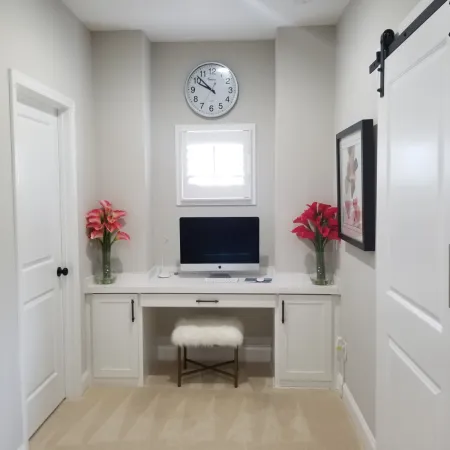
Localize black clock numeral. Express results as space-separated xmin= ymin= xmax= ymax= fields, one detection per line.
xmin=219 ymin=103 xmax=223 ymax=110
xmin=228 ymin=87 xmax=233 ymax=93
xmin=209 ymin=67 xmax=216 ymax=75
xmin=225 ymin=96 xmax=230 ymax=102
xmin=226 ymin=78 xmax=231 ymax=84
xmin=193 ymin=77 xmax=197 ymax=84
xmin=200 ymin=70 xmax=206 ymax=77
xmin=190 ymin=86 xmax=195 ymax=93
xmin=194 ymin=96 xmax=198 ymax=102
xmin=200 ymin=103 xmax=204 ymax=109
xmin=209 ymin=105 xmax=214 ymax=112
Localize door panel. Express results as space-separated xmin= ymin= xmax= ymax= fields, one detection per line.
xmin=385 ymin=339 xmax=439 ymax=450
xmin=389 ymin=41 xmax=444 ymax=318
xmin=92 ymin=295 xmax=140 ymax=379
xmin=23 ymin=294 xmax=59 ymax=395
xmin=377 ymin=5 xmax=450 ymax=449
xmin=277 ymin=296 xmax=332 ymax=384
xmin=14 ymin=103 xmax=65 ymax=437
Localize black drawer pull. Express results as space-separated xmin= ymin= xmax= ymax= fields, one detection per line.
xmin=131 ymin=299 xmax=135 ymax=322
xmin=196 ymin=300 xmax=219 ymax=304
xmin=282 ymin=300 xmax=285 ymax=324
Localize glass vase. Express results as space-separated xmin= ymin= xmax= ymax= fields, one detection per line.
xmin=310 ymin=250 xmax=333 ymax=286
xmin=95 ymin=241 xmax=116 ymax=285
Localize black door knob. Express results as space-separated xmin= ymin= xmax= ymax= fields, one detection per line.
xmin=57 ymin=267 xmax=69 ymax=277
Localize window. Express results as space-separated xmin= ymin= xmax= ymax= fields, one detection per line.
xmin=176 ymin=124 xmax=255 ymax=206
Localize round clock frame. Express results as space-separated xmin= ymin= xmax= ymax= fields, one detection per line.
xmin=184 ymin=62 xmax=239 ymax=118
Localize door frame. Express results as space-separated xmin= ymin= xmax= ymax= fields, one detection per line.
xmin=9 ymin=70 xmax=83 ymax=445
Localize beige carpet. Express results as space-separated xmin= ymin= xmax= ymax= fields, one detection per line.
xmin=30 ymin=366 xmax=362 ymax=450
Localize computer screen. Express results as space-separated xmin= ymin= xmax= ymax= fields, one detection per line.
xmin=179 ymin=217 xmax=259 ymax=272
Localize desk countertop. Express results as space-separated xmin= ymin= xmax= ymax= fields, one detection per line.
xmin=85 ymin=270 xmax=340 ymax=296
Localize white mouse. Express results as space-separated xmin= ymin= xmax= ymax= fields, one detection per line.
xmin=256 ymin=277 xmax=265 ymax=283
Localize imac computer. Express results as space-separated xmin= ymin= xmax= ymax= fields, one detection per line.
xmin=179 ymin=217 xmax=260 ymax=274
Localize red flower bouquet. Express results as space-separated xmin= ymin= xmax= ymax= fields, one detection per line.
xmin=292 ymin=202 xmax=340 ymax=285
xmin=86 ymin=200 xmax=130 ymax=284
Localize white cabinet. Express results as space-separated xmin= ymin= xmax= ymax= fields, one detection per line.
xmin=91 ymin=294 xmax=140 ymax=379
xmin=276 ymin=295 xmax=333 ymax=387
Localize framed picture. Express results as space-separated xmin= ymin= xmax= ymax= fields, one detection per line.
xmin=336 ymin=120 xmax=376 ymax=251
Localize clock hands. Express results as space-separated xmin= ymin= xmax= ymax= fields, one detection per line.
xmin=196 ymin=76 xmax=216 ymax=94
xmin=203 ymin=82 xmax=217 ymax=104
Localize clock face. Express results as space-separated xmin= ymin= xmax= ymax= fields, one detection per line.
xmin=185 ymin=62 xmax=239 ymax=118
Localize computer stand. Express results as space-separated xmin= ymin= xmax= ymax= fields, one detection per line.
xmin=208 ymin=273 xmax=232 ymax=279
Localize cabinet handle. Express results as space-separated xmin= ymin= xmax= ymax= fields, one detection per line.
xmin=196 ymin=300 xmax=219 ymax=304
xmin=281 ymin=300 xmax=285 ymax=324
xmin=131 ymin=299 xmax=135 ymax=323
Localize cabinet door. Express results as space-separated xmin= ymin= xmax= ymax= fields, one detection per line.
xmin=92 ymin=294 xmax=139 ymax=379
xmin=276 ymin=295 xmax=333 ymax=384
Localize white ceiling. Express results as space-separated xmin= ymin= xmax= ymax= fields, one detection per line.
xmin=62 ymin=0 xmax=349 ymax=42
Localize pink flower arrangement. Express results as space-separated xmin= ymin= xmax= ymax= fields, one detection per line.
xmin=292 ymin=202 xmax=340 ymax=251
xmin=86 ymin=200 xmax=130 ymax=244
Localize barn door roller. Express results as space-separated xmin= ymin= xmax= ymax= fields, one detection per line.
xmin=369 ymin=0 xmax=447 ymax=97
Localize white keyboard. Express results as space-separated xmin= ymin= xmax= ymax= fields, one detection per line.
xmin=204 ymin=278 xmax=240 ymax=283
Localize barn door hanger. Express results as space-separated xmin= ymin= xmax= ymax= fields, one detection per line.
xmin=376 ymin=30 xmax=395 ymax=98
xmin=369 ymin=0 xmax=448 ymax=98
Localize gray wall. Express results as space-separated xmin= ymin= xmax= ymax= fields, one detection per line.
xmin=155 ymin=308 xmax=273 ymax=346
xmin=274 ymin=27 xmax=336 ymax=272
xmin=92 ymin=31 xmax=153 ymax=273
xmin=0 ymin=0 xmax=94 ymax=448
xmin=335 ymin=0 xmax=420 ymax=435
xmin=151 ymin=41 xmax=275 ymax=268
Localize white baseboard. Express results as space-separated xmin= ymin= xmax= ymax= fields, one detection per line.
xmin=157 ymin=343 xmax=272 ymax=363
xmin=81 ymin=370 xmax=91 ymax=393
xmin=338 ymin=373 xmax=376 ymax=450
xmin=18 ymin=444 xmax=28 ymax=450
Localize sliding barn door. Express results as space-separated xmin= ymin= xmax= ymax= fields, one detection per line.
xmin=376 ymin=4 xmax=450 ymax=449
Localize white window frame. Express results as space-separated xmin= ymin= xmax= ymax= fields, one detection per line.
xmin=175 ymin=123 xmax=256 ymax=206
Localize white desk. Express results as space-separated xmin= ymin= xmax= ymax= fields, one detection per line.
xmin=85 ymin=270 xmax=340 ymax=388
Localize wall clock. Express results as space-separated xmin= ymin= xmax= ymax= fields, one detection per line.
xmin=185 ymin=62 xmax=239 ymax=118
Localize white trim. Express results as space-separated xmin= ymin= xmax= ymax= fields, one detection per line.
xmin=336 ymin=372 xmax=346 ymax=396
xmin=339 ymin=375 xmax=376 ymax=450
xmin=335 ymin=368 xmax=344 ymax=393
xmin=9 ymin=70 xmax=82 ymax=444
xmin=17 ymin=444 xmax=28 ymax=450
xmin=175 ymin=123 xmax=256 ymax=206
xmin=81 ymin=370 xmax=91 ymax=394
xmin=91 ymin=378 xmax=141 ymax=387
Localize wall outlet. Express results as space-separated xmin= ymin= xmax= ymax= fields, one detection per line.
xmin=336 ymin=336 xmax=348 ymax=361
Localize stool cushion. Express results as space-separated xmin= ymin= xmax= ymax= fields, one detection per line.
xmin=171 ymin=317 xmax=244 ymax=348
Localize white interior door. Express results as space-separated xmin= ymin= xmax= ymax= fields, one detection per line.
xmin=377 ymin=5 xmax=450 ymax=449
xmin=14 ymin=102 xmax=65 ymax=437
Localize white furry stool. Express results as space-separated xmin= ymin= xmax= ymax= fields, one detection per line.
xmin=171 ymin=317 xmax=244 ymax=387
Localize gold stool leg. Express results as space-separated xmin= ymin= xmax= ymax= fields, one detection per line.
xmin=234 ymin=347 xmax=239 ymax=388
xmin=177 ymin=346 xmax=182 ymax=387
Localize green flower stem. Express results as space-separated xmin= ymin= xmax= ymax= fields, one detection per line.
xmin=101 ymin=231 xmax=112 ymax=283
xmin=315 ymin=250 xmax=326 ymax=283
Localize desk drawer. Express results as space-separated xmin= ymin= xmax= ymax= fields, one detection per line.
xmin=140 ymin=293 xmax=276 ymax=308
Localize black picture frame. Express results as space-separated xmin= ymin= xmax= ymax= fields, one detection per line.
xmin=336 ymin=120 xmax=376 ymax=251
